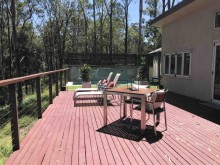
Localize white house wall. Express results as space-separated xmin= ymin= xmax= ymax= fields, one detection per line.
xmin=161 ymin=0 xmax=220 ymax=101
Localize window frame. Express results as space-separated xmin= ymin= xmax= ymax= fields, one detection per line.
xmin=164 ymin=51 xmax=191 ymax=78
xmin=170 ymin=54 xmax=176 ymax=75
xmin=164 ymin=54 xmax=171 ymax=75
xmin=182 ymin=52 xmax=191 ymax=77
xmin=215 ymin=10 xmax=220 ymax=29
xmin=176 ymin=53 xmax=183 ymax=76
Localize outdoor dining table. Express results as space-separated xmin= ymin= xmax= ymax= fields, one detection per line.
xmin=103 ymin=86 xmax=156 ymax=134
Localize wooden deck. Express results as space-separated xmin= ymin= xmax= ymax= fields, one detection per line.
xmin=5 ymin=91 xmax=220 ymax=165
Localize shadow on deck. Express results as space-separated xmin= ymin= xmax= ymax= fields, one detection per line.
xmin=97 ymin=118 xmax=163 ymax=143
xmin=166 ymin=92 xmax=220 ymax=125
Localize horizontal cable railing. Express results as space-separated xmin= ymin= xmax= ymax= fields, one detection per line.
xmin=0 ymin=68 xmax=69 ymax=159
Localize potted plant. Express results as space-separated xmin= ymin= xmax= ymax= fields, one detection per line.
xmin=80 ymin=64 xmax=92 ymax=88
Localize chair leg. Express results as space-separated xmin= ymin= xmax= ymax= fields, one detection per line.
xmin=164 ymin=110 xmax=167 ymax=131
xmin=146 ymin=114 xmax=150 ymax=121
xmin=119 ymin=96 xmax=123 ymax=118
xmin=74 ymin=99 xmax=76 ymax=107
xmin=73 ymin=93 xmax=77 ymax=107
xmin=99 ymin=95 xmax=103 ymax=106
xmin=153 ymin=115 xmax=157 ymax=136
xmin=130 ymin=104 xmax=133 ymax=123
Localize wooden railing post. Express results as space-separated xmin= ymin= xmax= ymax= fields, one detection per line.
xmin=36 ymin=77 xmax=42 ymax=119
xmin=64 ymin=70 xmax=67 ymax=85
xmin=49 ymin=74 xmax=53 ymax=104
xmin=8 ymin=83 xmax=20 ymax=151
xmin=59 ymin=72 xmax=63 ymax=91
xmin=55 ymin=73 xmax=59 ymax=96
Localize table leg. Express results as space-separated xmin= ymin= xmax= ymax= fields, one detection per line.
xmin=103 ymin=92 xmax=107 ymax=126
xmin=140 ymin=96 xmax=146 ymax=134
xmin=123 ymin=95 xmax=127 ymax=117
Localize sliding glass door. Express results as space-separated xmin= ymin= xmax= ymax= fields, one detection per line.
xmin=213 ymin=43 xmax=220 ymax=103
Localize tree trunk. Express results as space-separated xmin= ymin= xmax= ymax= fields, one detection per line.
xmin=162 ymin=0 xmax=166 ymax=13
xmin=171 ymin=0 xmax=175 ymax=8
xmin=11 ymin=0 xmax=23 ymax=102
xmin=99 ymin=1 xmax=104 ymax=53
xmin=83 ymin=13 xmax=88 ymax=53
xmin=109 ymin=0 xmax=113 ymax=59
xmin=123 ymin=0 xmax=131 ymax=64
xmin=93 ymin=0 xmax=97 ymax=55
xmin=167 ymin=0 xmax=170 ymax=9
xmin=138 ymin=0 xmax=143 ymax=56
xmin=0 ymin=2 xmax=4 ymax=79
xmin=6 ymin=2 xmax=12 ymax=78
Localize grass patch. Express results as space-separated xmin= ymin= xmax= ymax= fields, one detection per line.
xmin=0 ymin=85 xmax=57 ymax=165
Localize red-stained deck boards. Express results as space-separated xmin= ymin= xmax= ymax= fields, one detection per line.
xmin=5 ymin=91 xmax=220 ymax=165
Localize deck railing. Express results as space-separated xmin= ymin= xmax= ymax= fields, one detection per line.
xmin=0 ymin=68 xmax=69 ymax=151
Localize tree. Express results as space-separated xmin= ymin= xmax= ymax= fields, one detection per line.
xmin=41 ymin=0 xmax=74 ymax=70
xmin=92 ymin=0 xmax=97 ymax=54
xmin=0 ymin=1 xmax=5 ymax=79
xmin=11 ymin=0 xmax=19 ymax=78
xmin=79 ymin=0 xmax=91 ymax=53
xmin=105 ymin=0 xmax=116 ymax=55
xmin=145 ymin=0 xmax=161 ymax=50
xmin=138 ymin=0 xmax=143 ymax=56
xmin=128 ymin=23 xmax=139 ymax=54
xmin=162 ymin=0 xmax=176 ymax=13
xmin=121 ymin=0 xmax=132 ymax=56
xmin=96 ymin=0 xmax=107 ymax=53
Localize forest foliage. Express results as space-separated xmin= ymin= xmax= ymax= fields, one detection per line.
xmin=0 ymin=0 xmax=180 ymax=80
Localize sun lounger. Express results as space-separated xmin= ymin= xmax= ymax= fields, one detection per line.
xmin=74 ymin=72 xmax=113 ymax=92
xmin=73 ymin=73 xmax=121 ymax=106
xmin=73 ymin=91 xmax=103 ymax=106
xmin=74 ymin=73 xmax=120 ymax=93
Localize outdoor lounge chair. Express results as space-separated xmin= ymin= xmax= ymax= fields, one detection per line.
xmin=73 ymin=73 xmax=121 ymax=106
xmin=129 ymin=89 xmax=168 ymax=136
xmin=74 ymin=72 xmax=113 ymax=92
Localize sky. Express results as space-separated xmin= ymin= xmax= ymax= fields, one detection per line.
xmin=128 ymin=0 xmax=140 ymax=24
xmin=128 ymin=0 xmax=182 ymax=24
xmin=128 ymin=0 xmax=149 ymax=25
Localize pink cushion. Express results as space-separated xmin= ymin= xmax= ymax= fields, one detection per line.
xmin=101 ymin=79 xmax=108 ymax=84
xmin=108 ymin=82 xmax=114 ymax=88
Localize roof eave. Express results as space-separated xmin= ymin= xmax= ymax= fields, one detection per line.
xmin=149 ymin=0 xmax=195 ymax=27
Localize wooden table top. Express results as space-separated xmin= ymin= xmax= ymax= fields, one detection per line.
xmin=105 ymin=86 xmax=156 ymax=95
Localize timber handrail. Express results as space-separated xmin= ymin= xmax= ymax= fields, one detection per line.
xmin=0 ymin=68 xmax=69 ymax=152
xmin=0 ymin=68 xmax=69 ymax=87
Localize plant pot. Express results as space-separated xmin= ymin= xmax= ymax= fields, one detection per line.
xmin=82 ymin=82 xmax=91 ymax=88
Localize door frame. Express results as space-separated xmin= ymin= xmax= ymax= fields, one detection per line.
xmin=212 ymin=41 xmax=220 ymax=104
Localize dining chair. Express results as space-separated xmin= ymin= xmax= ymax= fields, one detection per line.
xmin=130 ymin=89 xmax=168 ymax=136
xmin=121 ymin=92 xmax=152 ymax=118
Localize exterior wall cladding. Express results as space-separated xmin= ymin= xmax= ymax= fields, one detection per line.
xmin=161 ymin=0 xmax=220 ymax=102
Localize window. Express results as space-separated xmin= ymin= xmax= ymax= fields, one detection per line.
xmin=183 ymin=53 xmax=190 ymax=76
xmin=165 ymin=55 xmax=170 ymax=74
xmin=164 ymin=52 xmax=191 ymax=77
xmin=215 ymin=10 xmax=220 ymax=28
xmin=176 ymin=53 xmax=182 ymax=75
xmin=170 ymin=54 xmax=176 ymax=74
